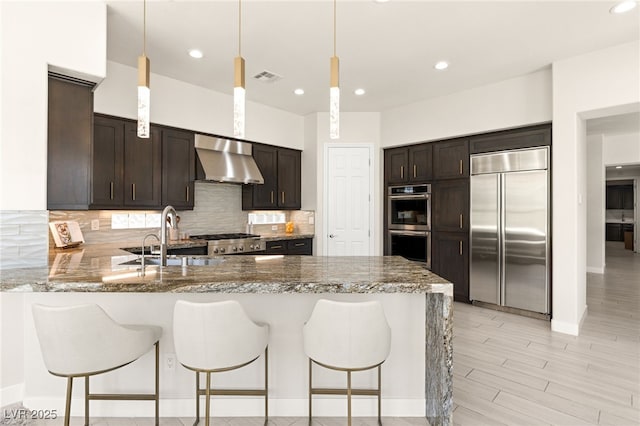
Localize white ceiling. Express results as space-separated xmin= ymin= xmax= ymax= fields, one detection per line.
xmin=587 ymin=112 xmax=640 ymax=135
xmin=106 ymin=1 xmax=640 ymax=116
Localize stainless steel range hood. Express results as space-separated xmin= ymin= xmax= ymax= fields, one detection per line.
xmin=195 ymin=134 xmax=264 ymax=184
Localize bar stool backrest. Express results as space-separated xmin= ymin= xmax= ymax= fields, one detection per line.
xmin=173 ymin=300 xmax=269 ymax=371
xmin=32 ymin=303 xmax=161 ymax=377
xmin=303 ymin=299 xmax=391 ymax=370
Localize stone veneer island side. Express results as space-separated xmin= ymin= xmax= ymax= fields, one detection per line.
xmin=1 ymin=247 xmax=453 ymax=426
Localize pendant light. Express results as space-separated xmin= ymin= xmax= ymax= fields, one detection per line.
xmin=234 ymin=0 xmax=246 ymax=138
xmin=137 ymin=0 xmax=150 ymax=138
xmin=329 ymin=0 xmax=340 ymax=139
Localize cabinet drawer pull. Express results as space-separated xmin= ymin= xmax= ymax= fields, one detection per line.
xmin=110 ymin=182 xmax=114 ymax=200
xmin=271 ymin=245 xmax=283 ymax=249
xmin=132 ymin=183 xmax=136 ymax=201
xmin=459 ymin=159 xmax=463 ymax=175
xmin=294 ymin=243 xmax=305 ymax=247
xmin=271 ymin=191 xmax=274 ymax=204
xmin=186 ymin=186 xmax=190 ymax=202
xmin=400 ymin=166 xmax=404 ymax=179
xmin=460 ymin=214 xmax=463 ymax=229
xmin=413 ymin=164 xmax=417 ymax=178
xmin=459 ymin=240 xmax=463 ymax=255
xmin=282 ymin=191 xmax=285 ymax=204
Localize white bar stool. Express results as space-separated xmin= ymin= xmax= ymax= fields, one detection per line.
xmin=173 ymin=300 xmax=269 ymax=426
xmin=303 ymin=299 xmax=392 ymax=426
xmin=31 ymin=304 xmax=162 ymax=426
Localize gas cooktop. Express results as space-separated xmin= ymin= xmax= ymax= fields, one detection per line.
xmin=190 ymin=233 xmax=260 ymax=241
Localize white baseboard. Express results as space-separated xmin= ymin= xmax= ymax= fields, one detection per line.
xmin=586 ymin=266 xmax=604 ymax=274
xmin=0 ymin=383 xmax=24 ymax=408
xmin=24 ymin=397 xmax=425 ymax=417
xmin=551 ymin=305 xmax=588 ymax=336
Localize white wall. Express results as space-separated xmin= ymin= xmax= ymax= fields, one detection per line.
xmin=552 ymin=40 xmax=640 ymax=335
xmin=381 ymin=69 xmax=552 ymax=146
xmin=586 ymin=134 xmax=605 ymax=274
xmin=0 ymin=1 xmax=107 ymax=210
xmin=94 ymin=61 xmax=304 ymax=150
xmin=0 ymin=1 xmax=106 ymax=405
xmin=603 ymin=132 xmax=640 ymax=165
xmin=305 ymin=112 xmax=383 ymax=256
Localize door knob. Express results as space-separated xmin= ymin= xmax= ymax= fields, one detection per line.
xmin=329 ymin=234 xmax=336 ymax=238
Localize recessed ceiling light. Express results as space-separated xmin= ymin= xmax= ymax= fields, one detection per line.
xmin=188 ymin=49 xmax=204 ymax=59
xmin=354 ymin=88 xmax=366 ymax=96
xmin=610 ymin=0 xmax=637 ymax=14
xmin=434 ymin=61 xmax=449 ymax=70
xmin=294 ymin=88 xmax=305 ymax=95
xmin=616 ymin=165 xmax=623 ymax=169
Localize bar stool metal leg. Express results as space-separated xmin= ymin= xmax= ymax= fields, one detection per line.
xmin=378 ymin=365 xmax=382 ymax=425
xmin=264 ymin=346 xmax=269 ymax=424
xmin=64 ymin=377 xmax=73 ymax=426
xmin=155 ymin=341 xmax=160 ymax=426
xmin=308 ymin=358 xmax=312 ymax=424
xmin=194 ymin=372 xmax=200 ymax=426
xmin=205 ymin=372 xmax=211 ymax=426
xmin=85 ymin=376 xmax=90 ymax=426
xmin=347 ymin=371 xmax=352 ymax=426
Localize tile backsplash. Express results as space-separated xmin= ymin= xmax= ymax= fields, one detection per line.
xmin=0 ymin=210 xmax=49 ymax=269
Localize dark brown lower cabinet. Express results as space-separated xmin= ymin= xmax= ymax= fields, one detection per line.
xmin=265 ymin=238 xmax=313 ymax=255
xmin=432 ymin=232 xmax=469 ymax=303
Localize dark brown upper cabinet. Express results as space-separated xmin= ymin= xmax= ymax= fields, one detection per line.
xmin=384 ymin=144 xmax=432 ymax=185
xmin=433 ymin=138 xmax=469 ymax=180
xmin=243 ymin=144 xmax=301 ymax=210
xmin=92 ymin=116 xmax=124 ymax=208
xmin=162 ymin=129 xmax=195 ymax=210
xmin=123 ymin=122 xmax=162 ymax=208
xmin=606 ymin=185 xmax=634 ymax=210
xmin=469 ymin=123 xmax=551 ymax=154
xmin=47 ymin=75 xmax=94 ymax=210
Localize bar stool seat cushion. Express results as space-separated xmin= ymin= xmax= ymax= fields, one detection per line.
xmin=303 ymin=299 xmax=391 ymax=370
xmin=32 ymin=304 xmax=162 ymax=377
xmin=173 ymin=300 xmax=269 ymax=371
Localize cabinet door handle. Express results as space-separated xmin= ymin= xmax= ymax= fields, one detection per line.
xmin=132 ymin=183 xmax=136 ymax=201
xmin=294 ymin=243 xmax=305 ymax=247
xmin=459 ymin=240 xmax=463 ymax=255
xmin=186 ymin=186 xmax=190 ymax=202
xmin=110 ymin=182 xmax=114 ymax=200
xmin=459 ymin=159 xmax=463 ymax=175
xmin=271 ymin=191 xmax=274 ymax=204
xmin=271 ymin=245 xmax=283 ymax=249
xmin=413 ymin=164 xmax=417 ymax=178
xmin=460 ymin=214 xmax=463 ymax=229
xmin=400 ymin=166 xmax=404 ymax=179
xmin=281 ymin=191 xmax=285 ymax=204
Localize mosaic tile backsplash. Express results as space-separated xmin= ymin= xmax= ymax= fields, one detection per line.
xmin=0 ymin=184 xmax=314 ymax=270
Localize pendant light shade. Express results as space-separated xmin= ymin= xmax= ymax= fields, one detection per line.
xmin=233 ymin=0 xmax=246 ymax=139
xmin=137 ymin=55 xmax=150 ymax=138
xmin=329 ymin=0 xmax=339 ymax=139
xmin=137 ymin=0 xmax=150 ymax=138
xmin=329 ymin=56 xmax=340 ymax=140
xmin=234 ymin=56 xmax=245 ymax=138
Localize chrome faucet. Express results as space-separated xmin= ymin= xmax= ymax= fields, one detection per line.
xmin=141 ymin=233 xmax=160 ymax=272
xmin=160 ymin=205 xmax=177 ymax=266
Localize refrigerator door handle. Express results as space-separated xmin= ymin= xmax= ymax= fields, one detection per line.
xmin=499 ymin=174 xmax=506 ymax=306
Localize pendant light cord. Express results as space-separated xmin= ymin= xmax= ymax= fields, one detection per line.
xmin=238 ymin=0 xmax=242 ymax=57
xmin=333 ymin=0 xmax=336 ymax=56
xmin=143 ymin=0 xmax=146 ymax=56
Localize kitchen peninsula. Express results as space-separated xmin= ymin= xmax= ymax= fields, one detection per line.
xmin=1 ymin=246 xmax=453 ymax=426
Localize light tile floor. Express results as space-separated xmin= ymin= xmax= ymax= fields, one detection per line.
xmin=15 ymin=242 xmax=640 ymax=425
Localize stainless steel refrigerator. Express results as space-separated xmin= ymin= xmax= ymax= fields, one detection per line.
xmin=470 ymin=147 xmax=550 ymax=315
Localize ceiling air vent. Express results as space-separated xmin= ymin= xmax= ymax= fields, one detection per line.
xmin=253 ymin=70 xmax=282 ymax=83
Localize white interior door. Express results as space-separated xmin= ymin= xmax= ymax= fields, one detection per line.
xmin=325 ymin=145 xmax=372 ymax=256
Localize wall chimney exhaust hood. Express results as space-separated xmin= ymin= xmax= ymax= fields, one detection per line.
xmin=195 ymin=134 xmax=264 ymax=184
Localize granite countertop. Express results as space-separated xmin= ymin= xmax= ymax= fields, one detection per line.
xmin=605 ymin=220 xmax=635 ymax=225
xmin=0 ymin=242 xmax=450 ymax=295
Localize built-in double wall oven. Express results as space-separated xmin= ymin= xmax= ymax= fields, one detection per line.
xmin=387 ymin=184 xmax=431 ymax=268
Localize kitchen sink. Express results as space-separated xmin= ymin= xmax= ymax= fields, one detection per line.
xmin=120 ymin=255 xmax=225 ymax=267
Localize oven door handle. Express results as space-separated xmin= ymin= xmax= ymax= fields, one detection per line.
xmin=389 ymin=194 xmax=429 ymax=200
xmin=388 ymin=230 xmax=430 ymax=237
